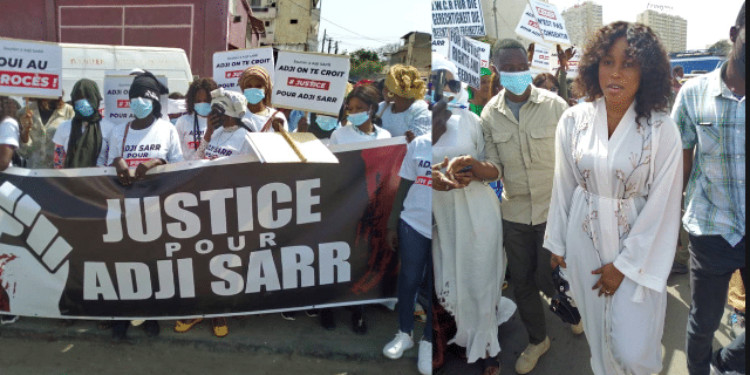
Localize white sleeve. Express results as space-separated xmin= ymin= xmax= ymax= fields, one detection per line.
xmin=398 ymin=139 xmax=417 ymax=181
xmin=166 ymin=125 xmax=184 ymax=163
xmin=52 ymin=120 xmax=71 ymax=147
xmin=275 ymin=111 xmax=289 ymax=131
xmin=409 ymin=108 xmax=431 ymax=137
xmin=328 ymin=128 xmax=341 ymax=145
xmin=0 ymin=118 xmax=20 ymax=148
xmin=613 ymin=118 xmax=683 ymax=295
xmin=542 ymin=111 xmax=579 ymax=258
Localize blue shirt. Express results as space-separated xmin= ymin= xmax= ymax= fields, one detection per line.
xmin=672 ymin=63 xmax=745 ymax=246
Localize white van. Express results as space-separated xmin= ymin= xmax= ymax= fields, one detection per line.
xmin=60 ymin=42 xmax=193 ymax=101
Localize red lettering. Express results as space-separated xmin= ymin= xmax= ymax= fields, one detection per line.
xmin=286 ymin=77 xmax=330 ymax=91
xmin=536 ymin=7 xmax=557 ymax=20
xmin=225 ymin=69 xmax=244 ymax=79
xmin=0 ymin=71 xmax=59 ymax=89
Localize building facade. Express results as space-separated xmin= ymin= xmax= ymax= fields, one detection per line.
xmin=562 ymin=1 xmax=603 ymax=47
xmin=636 ymin=9 xmax=687 ymax=53
xmin=250 ymin=0 xmax=320 ymax=51
xmin=387 ymin=32 xmax=432 ymax=76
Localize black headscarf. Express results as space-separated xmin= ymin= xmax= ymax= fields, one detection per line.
xmin=65 ymin=79 xmax=103 ymax=168
xmin=129 ymin=71 xmax=168 ymax=118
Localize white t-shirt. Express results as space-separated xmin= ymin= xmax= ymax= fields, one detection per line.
xmin=398 ymin=133 xmax=432 ymax=239
xmin=328 ymin=124 xmax=391 ymax=145
xmin=243 ymin=106 xmax=288 ymax=132
xmin=203 ymin=126 xmax=254 ymax=160
xmin=53 ymin=119 xmax=116 ymax=167
xmin=174 ymin=113 xmax=208 ymax=161
xmin=100 ymin=118 xmax=183 ymax=168
xmin=0 ymin=117 xmax=20 ymax=149
xmin=377 ymin=100 xmax=431 ymax=138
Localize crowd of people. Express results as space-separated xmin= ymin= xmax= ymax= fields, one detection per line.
xmin=430 ymin=2 xmax=745 ymax=375
xmin=0 ymin=58 xmax=435 ymax=374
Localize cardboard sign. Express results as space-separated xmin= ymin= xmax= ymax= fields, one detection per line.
xmin=515 ymin=4 xmax=545 ymax=44
xmin=551 ymin=47 xmax=582 ymax=78
xmin=448 ymin=31 xmax=482 ymax=89
xmin=531 ymin=43 xmax=553 ymax=71
xmin=213 ymin=47 xmax=275 ymax=92
xmin=103 ymin=74 xmax=169 ymax=124
xmin=0 ymin=38 xmax=62 ymax=98
xmin=467 ymin=38 xmax=491 ymax=69
xmin=528 ymin=0 xmax=571 ymax=46
xmin=431 ymin=0 xmax=486 ymax=38
xmin=432 ymin=38 xmax=449 ymax=58
xmin=271 ymin=51 xmax=350 ymax=117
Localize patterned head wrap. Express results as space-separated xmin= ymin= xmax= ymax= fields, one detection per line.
xmin=238 ymin=66 xmax=272 ymax=106
xmin=384 ymin=64 xmax=426 ymax=100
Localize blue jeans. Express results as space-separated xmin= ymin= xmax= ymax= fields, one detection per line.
xmin=686 ymin=234 xmax=746 ymax=375
xmin=397 ymin=219 xmax=432 ymax=342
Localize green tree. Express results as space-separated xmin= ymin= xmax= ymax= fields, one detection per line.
xmin=349 ymin=49 xmax=385 ymax=80
xmin=707 ymin=40 xmax=732 ymax=56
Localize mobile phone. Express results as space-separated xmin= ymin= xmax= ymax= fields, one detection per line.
xmin=457 ymin=165 xmax=473 ymax=173
xmin=209 ymin=104 xmax=226 ymax=128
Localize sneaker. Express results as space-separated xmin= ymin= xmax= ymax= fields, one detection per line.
xmin=211 ymin=317 xmax=228 ymax=338
xmin=417 ymin=340 xmax=432 ymax=375
xmin=414 ymin=303 xmax=427 ymax=323
xmin=174 ymin=318 xmax=204 ymax=333
xmin=383 ymin=331 xmax=414 ymax=359
xmin=130 ymin=319 xmax=145 ymax=327
xmin=281 ymin=311 xmax=296 ymax=321
xmin=305 ymin=309 xmax=319 ymax=317
xmin=515 ymin=336 xmax=550 ymax=374
xmin=0 ymin=315 xmax=18 ymax=325
xmin=671 ymin=261 xmax=689 ymax=274
xmin=571 ymin=321 xmax=584 ymax=335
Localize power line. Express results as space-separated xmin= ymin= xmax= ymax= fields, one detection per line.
xmin=284 ymin=0 xmax=392 ymax=44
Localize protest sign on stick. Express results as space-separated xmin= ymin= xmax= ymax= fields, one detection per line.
xmin=467 ymin=38 xmax=491 ymax=69
xmin=530 ymin=43 xmax=553 ymax=71
xmin=527 ymin=0 xmax=571 ymax=46
xmin=103 ymin=74 xmax=169 ymax=124
xmin=432 ymin=37 xmax=450 ymax=58
xmin=448 ymin=31 xmax=482 ymax=89
xmin=213 ymin=47 xmax=275 ymax=92
xmin=515 ymin=4 xmax=545 ymax=44
xmin=0 ymin=38 xmax=62 ymax=98
xmin=271 ymin=51 xmax=350 ymax=117
xmin=431 ymin=0 xmax=486 ymax=38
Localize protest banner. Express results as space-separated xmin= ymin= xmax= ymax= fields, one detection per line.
xmin=467 ymin=38 xmax=491 ymax=69
xmin=432 ymin=37 xmax=449 ymax=58
xmin=528 ymin=0 xmax=571 ymax=46
xmin=0 ymin=138 xmax=406 ymax=319
xmin=0 ymin=38 xmax=62 ymax=98
xmin=213 ymin=47 xmax=275 ymax=92
xmin=515 ymin=4 xmax=545 ymax=44
xmin=530 ymin=43 xmax=553 ymax=71
xmin=431 ymin=0 xmax=486 ymax=38
xmin=103 ymin=74 xmax=169 ymax=124
xmin=448 ymin=31 xmax=482 ymax=89
xmin=271 ymin=51 xmax=350 ymax=117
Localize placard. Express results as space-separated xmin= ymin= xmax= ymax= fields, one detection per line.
xmin=271 ymin=51 xmax=350 ymax=117
xmin=431 ymin=0 xmax=486 ymax=38
xmin=448 ymin=31 xmax=482 ymax=89
xmin=551 ymin=47 xmax=582 ymax=78
xmin=213 ymin=47 xmax=275 ymax=92
xmin=531 ymin=43 xmax=553 ymax=71
xmin=515 ymin=4 xmax=545 ymax=44
xmin=103 ymin=74 xmax=169 ymax=124
xmin=0 ymin=38 xmax=62 ymax=98
xmin=432 ymin=38 xmax=449 ymax=58
xmin=467 ymin=38 xmax=491 ymax=69
xmin=528 ymin=0 xmax=571 ymax=46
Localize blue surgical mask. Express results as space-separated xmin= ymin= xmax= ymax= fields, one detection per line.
xmin=130 ymin=97 xmax=154 ymax=119
xmin=243 ymin=88 xmax=265 ymax=105
xmin=194 ymin=102 xmax=211 ymax=117
xmin=348 ymin=111 xmax=370 ymax=126
xmin=170 ymin=117 xmax=179 ymax=125
xmin=500 ymin=70 xmax=533 ymax=96
xmin=315 ymin=115 xmax=339 ymax=131
xmin=74 ymin=99 xmax=95 ymax=117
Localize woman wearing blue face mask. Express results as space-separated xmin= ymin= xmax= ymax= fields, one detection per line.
xmin=99 ymin=71 xmax=183 ymax=187
xmin=237 ymin=66 xmax=288 ymax=133
xmin=329 ymin=85 xmax=391 ymax=145
xmin=52 ymin=79 xmax=115 ymax=169
xmin=173 ymin=78 xmax=218 ymax=160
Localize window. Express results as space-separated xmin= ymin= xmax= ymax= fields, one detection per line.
xmin=265 ymin=21 xmax=270 ymax=26
xmin=290 ymin=19 xmax=298 ymax=24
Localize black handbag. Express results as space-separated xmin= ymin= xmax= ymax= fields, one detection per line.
xmin=11 ymin=150 xmax=26 ymax=168
xmin=549 ymin=266 xmax=581 ymax=325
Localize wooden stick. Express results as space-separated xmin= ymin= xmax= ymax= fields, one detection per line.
xmin=278 ymin=127 xmax=307 ymax=163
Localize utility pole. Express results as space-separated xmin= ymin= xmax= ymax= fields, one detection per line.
xmin=334 ymin=41 xmax=339 ymax=54
xmin=327 ymin=38 xmax=333 ymax=54
xmin=321 ymin=29 xmax=327 ymax=53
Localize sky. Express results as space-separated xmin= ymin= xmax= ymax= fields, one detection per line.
xmin=317 ymin=0 xmax=431 ymax=53
xmin=551 ymin=0 xmax=742 ymax=50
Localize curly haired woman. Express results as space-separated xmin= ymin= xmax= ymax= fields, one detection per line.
xmin=542 ymin=22 xmax=683 ymax=375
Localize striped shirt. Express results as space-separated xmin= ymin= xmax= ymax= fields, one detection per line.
xmin=672 ymin=63 xmax=745 ymax=246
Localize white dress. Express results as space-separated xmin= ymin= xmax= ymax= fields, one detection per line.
xmin=543 ymin=98 xmax=683 ymax=375
xmin=432 ymin=109 xmax=516 ymax=364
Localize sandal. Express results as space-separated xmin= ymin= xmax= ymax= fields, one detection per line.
xmin=212 ymin=317 xmax=228 ymax=338
xmin=174 ymin=318 xmax=203 ymax=333
xmin=481 ymin=356 xmax=501 ymax=375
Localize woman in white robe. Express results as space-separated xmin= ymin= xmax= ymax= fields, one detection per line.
xmin=432 ymin=94 xmax=516 ymax=371
xmin=542 ymin=22 xmax=683 ymax=375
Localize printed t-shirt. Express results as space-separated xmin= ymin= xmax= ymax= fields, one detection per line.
xmin=174 ymin=113 xmax=208 ymax=161
xmin=328 ymin=124 xmax=391 ymax=145
xmin=53 ymin=118 xmax=116 ymax=153
xmin=243 ymin=107 xmax=289 ymax=132
xmin=204 ymin=126 xmax=254 ymax=160
xmin=398 ymin=133 xmax=432 ymax=239
xmin=101 ymin=118 xmax=183 ymax=168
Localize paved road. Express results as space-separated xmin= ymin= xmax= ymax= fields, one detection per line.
xmin=437 ymin=272 xmax=735 ymax=374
